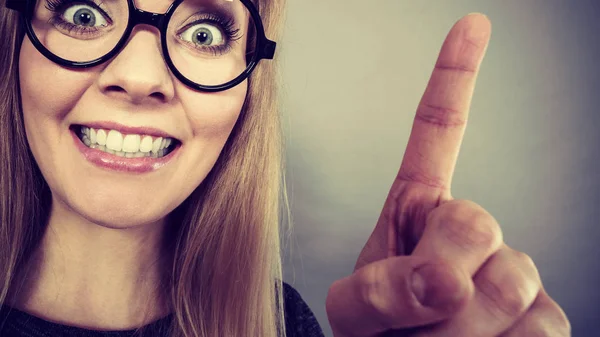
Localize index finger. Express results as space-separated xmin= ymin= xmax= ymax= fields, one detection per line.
xmin=397 ymin=13 xmax=492 ymax=192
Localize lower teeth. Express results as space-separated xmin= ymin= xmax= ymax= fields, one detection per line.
xmin=78 ymin=135 xmax=173 ymax=158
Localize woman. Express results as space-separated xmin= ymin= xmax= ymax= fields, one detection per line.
xmin=0 ymin=0 xmax=571 ymax=335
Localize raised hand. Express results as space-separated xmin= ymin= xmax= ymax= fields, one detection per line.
xmin=325 ymin=13 xmax=570 ymax=337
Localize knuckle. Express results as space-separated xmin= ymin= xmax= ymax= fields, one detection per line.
xmin=437 ymin=201 xmax=502 ymax=252
xmin=512 ymin=249 xmax=539 ymax=278
xmin=357 ymin=263 xmax=401 ymax=327
xmin=501 ymin=248 xmax=542 ymax=289
xmin=544 ymin=300 xmax=572 ymax=336
xmin=500 ymin=292 xmax=530 ymax=318
xmin=523 ymin=313 xmax=571 ymax=337
xmin=478 ymin=275 xmax=531 ymax=318
xmin=561 ymin=315 xmax=572 ymax=335
xmin=525 ymin=325 xmax=556 ymax=337
xmin=556 ymin=314 xmax=572 ymax=336
xmin=503 ymin=292 xmax=571 ymax=337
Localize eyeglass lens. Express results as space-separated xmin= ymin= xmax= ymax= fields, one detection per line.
xmin=31 ymin=0 xmax=256 ymax=87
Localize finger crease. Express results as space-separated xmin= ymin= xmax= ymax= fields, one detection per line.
xmin=416 ymin=104 xmax=467 ymax=128
xmin=434 ymin=63 xmax=477 ymax=74
xmin=395 ymin=169 xmax=448 ymax=191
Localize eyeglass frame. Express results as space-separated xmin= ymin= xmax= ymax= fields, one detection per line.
xmin=6 ymin=0 xmax=277 ymax=93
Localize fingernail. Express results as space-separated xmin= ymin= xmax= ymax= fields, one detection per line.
xmin=466 ymin=12 xmax=490 ymax=20
xmin=411 ymin=264 xmax=466 ymax=310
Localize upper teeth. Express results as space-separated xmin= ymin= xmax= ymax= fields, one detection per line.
xmin=80 ymin=126 xmax=174 ymax=153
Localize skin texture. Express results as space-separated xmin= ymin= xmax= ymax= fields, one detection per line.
xmin=15 ymin=0 xmax=249 ymax=330
xmin=14 ymin=3 xmax=571 ymax=335
xmin=325 ymin=14 xmax=571 ymax=337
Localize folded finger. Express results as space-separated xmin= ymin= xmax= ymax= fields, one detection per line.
xmin=326 ymin=256 xmax=473 ymax=337
xmin=500 ymin=289 xmax=571 ymax=337
xmin=412 ymin=199 xmax=504 ymax=276
xmin=420 ymin=246 xmax=542 ymax=336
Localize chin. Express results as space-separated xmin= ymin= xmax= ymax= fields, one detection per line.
xmin=54 ymin=191 xmax=175 ymax=230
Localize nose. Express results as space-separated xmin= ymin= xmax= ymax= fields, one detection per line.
xmin=96 ymin=27 xmax=175 ymax=105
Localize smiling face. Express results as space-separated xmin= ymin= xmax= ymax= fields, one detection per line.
xmin=19 ymin=0 xmax=251 ymax=228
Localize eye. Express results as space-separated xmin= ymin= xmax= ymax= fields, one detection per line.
xmin=179 ymin=22 xmax=225 ymax=47
xmin=62 ymin=4 xmax=108 ymax=27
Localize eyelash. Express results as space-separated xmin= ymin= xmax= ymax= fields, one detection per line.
xmin=178 ymin=13 xmax=242 ymax=56
xmin=43 ymin=0 xmax=243 ymax=55
xmin=45 ymin=0 xmax=111 ymax=37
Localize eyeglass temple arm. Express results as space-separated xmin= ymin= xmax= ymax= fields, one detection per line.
xmin=261 ymin=39 xmax=276 ymax=60
xmin=6 ymin=0 xmax=26 ymax=12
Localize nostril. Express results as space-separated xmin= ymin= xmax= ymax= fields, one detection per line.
xmin=106 ymin=85 xmax=126 ymax=93
xmin=104 ymin=86 xmax=166 ymax=103
xmin=150 ymin=92 xmax=166 ymax=101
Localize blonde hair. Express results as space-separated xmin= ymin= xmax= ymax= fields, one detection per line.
xmin=0 ymin=0 xmax=289 ymax=336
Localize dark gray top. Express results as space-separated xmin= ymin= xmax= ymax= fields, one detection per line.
xmin=0 ymin=282 xmax=324 ymax=337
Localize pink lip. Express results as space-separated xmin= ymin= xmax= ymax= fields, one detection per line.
xmin=70 ymin=128 xmax=181 ymax=174
xmin=75 ymin=121 xmax=177 ymax=140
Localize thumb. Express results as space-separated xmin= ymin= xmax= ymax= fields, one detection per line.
xmin=326 ymin=256 xmax=473 ymax=337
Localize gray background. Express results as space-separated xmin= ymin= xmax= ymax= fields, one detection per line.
xmin=279 ymin=1 xmax=600 ymax=336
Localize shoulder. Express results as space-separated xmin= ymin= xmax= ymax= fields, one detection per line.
xmin=281 ymin=281 xmax=325 ymax=337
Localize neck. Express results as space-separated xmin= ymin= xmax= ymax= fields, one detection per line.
xmin=7 ymin=197 xmax=174 ymax=330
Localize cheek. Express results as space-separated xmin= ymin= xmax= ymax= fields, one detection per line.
xmin=20 ymin=38 xmax=95 ymax=126
xmin=180 ymin=82 xmax=248 ymax=140
xmin=19 ymin=38 xmax=95 ymax=163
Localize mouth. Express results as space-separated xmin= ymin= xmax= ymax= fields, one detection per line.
xmin=70 ymin=124 xmax=181 ymax=159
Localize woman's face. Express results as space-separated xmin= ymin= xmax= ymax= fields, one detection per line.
xmin=19 ymin=0 xmax=250 ymax=228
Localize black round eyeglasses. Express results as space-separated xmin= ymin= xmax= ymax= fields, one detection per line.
xmin=6 ymin=0 xmax=277 ymax=92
